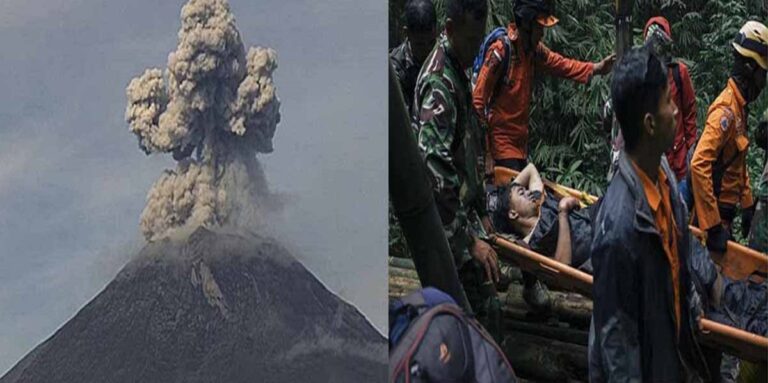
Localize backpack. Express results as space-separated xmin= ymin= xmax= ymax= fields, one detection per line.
xmin=389 ymin=288 xmax=517 ymax=383
xmin=471 ymin=27 xmax=514 ymax=117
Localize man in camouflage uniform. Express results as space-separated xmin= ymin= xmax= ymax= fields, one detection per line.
xmin=390 ymin=0 xmax=437 ymax=116
xmin=412 ymin=0 xmax=503 ymax=341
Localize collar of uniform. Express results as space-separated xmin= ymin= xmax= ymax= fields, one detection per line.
xmin=630 ymin=159 xmax=664 ymax=212
xmin=727 ymin=77 xmax=747 ymax=110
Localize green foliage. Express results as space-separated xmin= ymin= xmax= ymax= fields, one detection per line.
xmin=390 ymin=0 xmax=768 ymax=248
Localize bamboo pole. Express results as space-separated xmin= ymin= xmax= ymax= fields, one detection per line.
xmin=493 ymin=166 xmax=768 ymax=281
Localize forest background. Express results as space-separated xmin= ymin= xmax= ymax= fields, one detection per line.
xmin=390 ymin=0 xmax=768 ymax=255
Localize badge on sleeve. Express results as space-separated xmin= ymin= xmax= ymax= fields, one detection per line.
xmin=720 ymin=116 xmax=729 ymax=131
xmin=719 ymin=107 xmax=734 ymax=132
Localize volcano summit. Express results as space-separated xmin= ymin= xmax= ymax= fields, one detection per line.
xmin=1 ymin=228 xmax=387 ymax=383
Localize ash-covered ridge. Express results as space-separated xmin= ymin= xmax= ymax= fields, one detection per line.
xmin=1 ymin=228 xmax=386 ymax=383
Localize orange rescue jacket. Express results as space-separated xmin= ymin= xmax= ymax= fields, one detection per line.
xmin=472 ymin=23 xmax=594 ymax=161
xmin=691 ymin=79 xmax=754 ymax=230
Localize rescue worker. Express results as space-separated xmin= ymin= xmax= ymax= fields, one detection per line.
xmin=412 ymin=0 xmax=503 ymax=341
xmin=390 ymin=0 xmax=437 ymax=115
xmin=691 ymin=21 xmax=767 ymax=255
xmin=472 ymin=0 xmax=613 ymax=311
xmin=644 ymin=16 xmax=698 ymax=181
xmin=589 ymin=45 xmax=710 ymax=381
xmin=471 ymin=0 xmax=615 ymax=173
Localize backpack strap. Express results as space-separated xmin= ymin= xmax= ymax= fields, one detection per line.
xmin=490 ymin=35 xmax=513 ymax=108
xmin=486 ymin=33 xmax=517 ymax=114
xmin=472 ymin=28 xmax=514 ymax=117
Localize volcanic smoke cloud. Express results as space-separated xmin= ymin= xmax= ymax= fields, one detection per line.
xmin=125 ymin=0 xmax=280 ymax=241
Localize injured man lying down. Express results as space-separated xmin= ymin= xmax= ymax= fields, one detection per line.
xmin=487 ymin=163 xmax=596 ymax=273
xmin=486 ymin=163 xmax=766 ymax=337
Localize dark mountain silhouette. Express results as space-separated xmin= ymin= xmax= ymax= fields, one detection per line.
xmin=1 ymin=228 xmax=386 ymax=383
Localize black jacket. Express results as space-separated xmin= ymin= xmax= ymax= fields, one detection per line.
xmin=589 ymin=153 xmax=710 ymax=382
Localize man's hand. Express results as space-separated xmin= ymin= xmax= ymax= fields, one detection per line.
xmin=558 ymin=196 xmax=580 ymax=214
xmin=593 ymin=54 xmax=616 ymax=76
xmin=471 ymin=238 xmax=500 ymax=284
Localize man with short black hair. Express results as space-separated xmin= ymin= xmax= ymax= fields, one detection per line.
xmin=412 ymin=0 xmax=503 ymax=341
xmin=488 ymin=163 xmax=593 ymax=272
xmin=589 ymin=45 xmax=710 ymax=382
xmin=390 ymin=0 xmax=437 ymax=114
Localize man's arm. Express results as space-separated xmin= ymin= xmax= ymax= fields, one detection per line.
xmin=591 ymin=224 xmax=642 ymax=381
xmin=691 ymin=108 xmax=729 ymax=231
xmin=472 ymin=41 xmax=505 ymax=125
xmin=553 ymin=197 xmax=579 ymax=265
xmin=512 ymin=163 xmax=544 ymax=193
xmin=535 ymin=44 xmax=594 ymax=83
xmin=680 ymin=64 xmax=698 ymax=151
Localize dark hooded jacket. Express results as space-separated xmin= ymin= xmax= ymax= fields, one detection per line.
xmin=589 ymin=153 xmax=710 ymax=382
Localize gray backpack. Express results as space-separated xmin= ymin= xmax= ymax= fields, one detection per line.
xmin=389 ymin=289 xmax=517 ymax=383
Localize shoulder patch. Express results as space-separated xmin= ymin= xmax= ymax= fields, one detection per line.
xmin=718 ymin=107 xmax=734 ymax=132
xmin=720 ymin=116 xmax=729 ymax=131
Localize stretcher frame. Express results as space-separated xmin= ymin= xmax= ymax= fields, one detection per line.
xmin=491 ymin=166 xmax=768 ymax=362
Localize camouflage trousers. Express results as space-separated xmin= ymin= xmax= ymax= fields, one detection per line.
xmin=458 ymin=258 xmax=503 ymax=344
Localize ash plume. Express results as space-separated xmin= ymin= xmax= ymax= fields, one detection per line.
xmin=125 ymin=0 xmax=280 ymax=241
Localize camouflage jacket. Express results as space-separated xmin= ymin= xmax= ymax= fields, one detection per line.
xmin=390 ymin=39 xmax=420 ymax=116
xmin=412 ymin=35 xmax=488 ymax=265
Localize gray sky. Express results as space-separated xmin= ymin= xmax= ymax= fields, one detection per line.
xmin=0 ymin=0 xmax=386 ymax=375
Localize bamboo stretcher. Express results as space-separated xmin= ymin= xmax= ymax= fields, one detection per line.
xmin=491 ymin=166 xmax=768 ymax=362
xmin=493 ymin=167 xmax=768 ymax=281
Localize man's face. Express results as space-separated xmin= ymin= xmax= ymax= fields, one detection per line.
xmin=518 ymin=21 xmax=544 ymax=51
xmin=508 ymin=186 xmax=540 ymax=221
xmin=651 ymin=83 xmax=678 ymax=153
xmin=407 ymin=28 xmax=438 ymax=64
xmin=446 ymin=12 xmax=487 ymax=69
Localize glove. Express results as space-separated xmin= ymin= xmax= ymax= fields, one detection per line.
xmin=718 ymin=203 xmax=737 ymax=223
xmin=741 ymin=205 xmax=755 ymax=238
xmin=706 ymin=224 xmax=729 ymax=254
